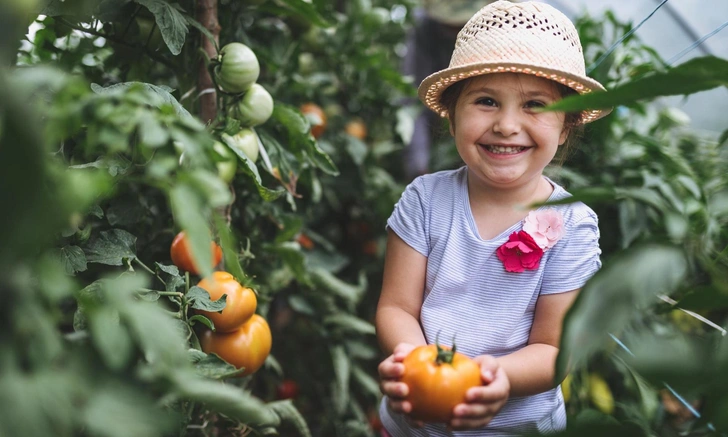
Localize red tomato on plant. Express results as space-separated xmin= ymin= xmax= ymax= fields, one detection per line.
xmin=276 ymin=379 xmax=300 ymax=400
xmin=401 ymin=343 xmax=482 ymax=423
xmin=170 ymin=231 xmax=223 ymax=275
xmin=199 ymin=314 xmax=272 ymax=376
xmin=195 ymin=271 xmax=257 ymax=333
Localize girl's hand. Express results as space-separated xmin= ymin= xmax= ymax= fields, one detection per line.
xmin=378 ymin=343 xmax=424 ymax=426
xmin=449 ymin=355 xmax=510 ymax=430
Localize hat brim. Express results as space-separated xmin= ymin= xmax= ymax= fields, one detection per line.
xmin=418 ymin=62 xmax=612 ymax=124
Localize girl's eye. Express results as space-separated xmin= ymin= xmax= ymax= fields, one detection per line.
xmin=525 ymin=100 xmax=547 ymax=109
xmin=475 ymin=97 xmax=497 ymax=106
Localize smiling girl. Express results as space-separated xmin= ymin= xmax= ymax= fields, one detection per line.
xmin=375 ymin=1 xmax=611 ymax=436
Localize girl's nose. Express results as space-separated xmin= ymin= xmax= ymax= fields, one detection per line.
xmin=492 ymin=109 xmax=521 ymax=137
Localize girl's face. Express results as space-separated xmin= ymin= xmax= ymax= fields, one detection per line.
xmin=450 ymin=73 xmax=569 ymax=191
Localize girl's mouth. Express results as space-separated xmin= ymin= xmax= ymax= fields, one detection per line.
xmin=481 ymin=144 xmax=528 ymax=155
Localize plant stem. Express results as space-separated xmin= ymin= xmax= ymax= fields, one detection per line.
xmin=133 ymin=258 xmax=167 ymax=287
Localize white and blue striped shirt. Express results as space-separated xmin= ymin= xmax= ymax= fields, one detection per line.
xmin=380 ymin=166 xmax=601 ymax=436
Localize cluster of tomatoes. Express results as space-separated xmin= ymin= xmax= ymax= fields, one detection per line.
xmin=170 ymin=231 xmax=272 ymax=376
xmin=211 ymin=42 xmax=271 ymax=182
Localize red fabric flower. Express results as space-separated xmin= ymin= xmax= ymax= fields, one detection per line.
xmin=496 ymin=231 xmax=544 ymax=273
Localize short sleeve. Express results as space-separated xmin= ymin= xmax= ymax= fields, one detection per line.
xmin=540 ymin=212 xmax=601 ymax=294
xmin=386 ymin=177 xmax=430 ymax=257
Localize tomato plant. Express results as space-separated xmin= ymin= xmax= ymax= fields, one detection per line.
xmin=199 ymin=314 xmax=272 ymax=376
xmin=214 ymin=42 xmax=260 ymax=94
xmin=401 ymin=344 xmax=482 ymax=423
xmin=170 ymin=231 xmax=223 ymax=275
xmin=195 ymin=271 xmax=257 ymax=333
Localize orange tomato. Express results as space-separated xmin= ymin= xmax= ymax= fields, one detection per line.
xmin=296 ymin=233 xmax=315 ymax=250
xmin=401 ymin=344 xmax=482 ymax=423
xmin=195 ymin=271 xmax=257 ymax=333
xmin=199 ymin=314 xmax=272 ymax=376
xmin=345 ymin=118 xmax=367 ymax=140
xmin=300 ymin=102 xmax=327 ymax=139
xmin=170 ymin=231 xmax=223 ymax=275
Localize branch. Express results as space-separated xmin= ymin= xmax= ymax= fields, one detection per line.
xmin=196 ymin=0 xmax=220 ymax=124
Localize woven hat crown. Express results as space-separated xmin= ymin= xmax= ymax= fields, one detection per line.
xmin=418 ymin=0 xmax=610 ymax=123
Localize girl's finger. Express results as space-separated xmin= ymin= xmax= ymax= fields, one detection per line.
xmin=380 ymin=380 xmax=409 ymax=398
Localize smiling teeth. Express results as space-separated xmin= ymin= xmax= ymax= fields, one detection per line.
xmin=485 ymin=145 xmax=526 ymax=154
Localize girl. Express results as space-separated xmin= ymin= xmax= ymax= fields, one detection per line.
xmin=376 ymin=1 xmax=611 ymax=436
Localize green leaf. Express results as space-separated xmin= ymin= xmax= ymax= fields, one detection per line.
xmin=188 ymin=314 xmax=214 ymax=329
xmin=187 ymin=285 xmax=227 ymax=312
xmin=134 ymin=0 xmax=188 ymax=55
xmin=213 ymin=212 xmax=247 ymax=283
xmin=266 ymin=0 xmax=333 ymax=27
xmin=310 ymin=268 xmax=367 ymax=306
xmin=83 ymin=383 xmax=177 ymax=437
xmin=184 ymin=169 xmax=233 ymax=208
xmin=91 ymin=82 xmax=193 ymax=121
xmin=265 ymin=242 xmax=308 ymax=284
xmin=267 ymin=400 xmax=312 ymax=437
xmin=323 ymin=314 xmax=376 ymax=335
xmin=137 ymin=115 xmax=169 ymax=148
xmin=351 ymin=365 xmax=380 ymax=399
xmin=345 ymin=136 xmax=368 ymax=166
xmin=269 ymin=104 xmax=338 ymax=175
xmin=556 ymin=244 xmax=688 ymax=380
xmin=621 ymin=331 xmax=715 ymax=394
xmin=88 ymin=307 xmax=133 ymax=371
xmin=546 ymin=56 xmax=728 ymax=112
xmin=189 ymin=350 xmax=246 ymax=379
xmin=83 ymin=229 xmax=137 ymax=266
xmin=169 ymin=371 xmax=279 ymax=426
xmin=156 ymin=262 xmax=185 ymax=292
xmin=169 ymin=183 xmax=214 ymax=279
xmin=221 ymin=134 xmax=285 ymax=201
xmin=330 ymin=345 xmax=350 ymax=415
xmin=51 ymin=245 xmax=88 ymax=275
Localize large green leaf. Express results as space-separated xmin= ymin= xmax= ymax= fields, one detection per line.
xmin=221 ymin=134 xmax=286 ymax=201
xmin=169 ymin=371 xmax=279 ymax=426
xmin=83 ymin=229 xmax=137 ymax=266
xmin=556 ymin=244 xmax=688 ymax=380
xmin=212 ymin=212 xmax=248 ymax=283
xmin=51 ymin=245 xmax=88 ymax=275
xmin=168 ymin=182 xmax=214 ymax=279
xmin=134 ymin=0 xmax=188 ymax=55
xmin=546 ymin=56 xmax=728 ymax=112
xmin=91 ymin=82 xmax=193 ymax=121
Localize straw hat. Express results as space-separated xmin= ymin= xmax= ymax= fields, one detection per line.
xmin=418 ymin=0 xmax=611 ymax=123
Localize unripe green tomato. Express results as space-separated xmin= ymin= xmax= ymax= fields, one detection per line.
xmin=215 ymin=43 xmax=260 ymax=95
xmin=234 ymin=83 xmax=274 ymax=127
xmin=213 ymin=141 xmax=238 ymax=183
xmin=224 ymin=128 xmax=260 ymax=163
xmin=298 ymin=52 xmax=315 ymax=75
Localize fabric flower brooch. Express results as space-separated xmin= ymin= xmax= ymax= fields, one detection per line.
xmin=496 ymin=209 xmax=565 ymax=273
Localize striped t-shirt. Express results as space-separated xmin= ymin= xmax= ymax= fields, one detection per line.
xmin=380 ymin=166 xmax=601 ymax=437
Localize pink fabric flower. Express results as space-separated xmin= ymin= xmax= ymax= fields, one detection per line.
xmin=522 ymin=209 xmax=565 ymax=249
xmin=496 ymin=231 xmax=544 ymax=273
